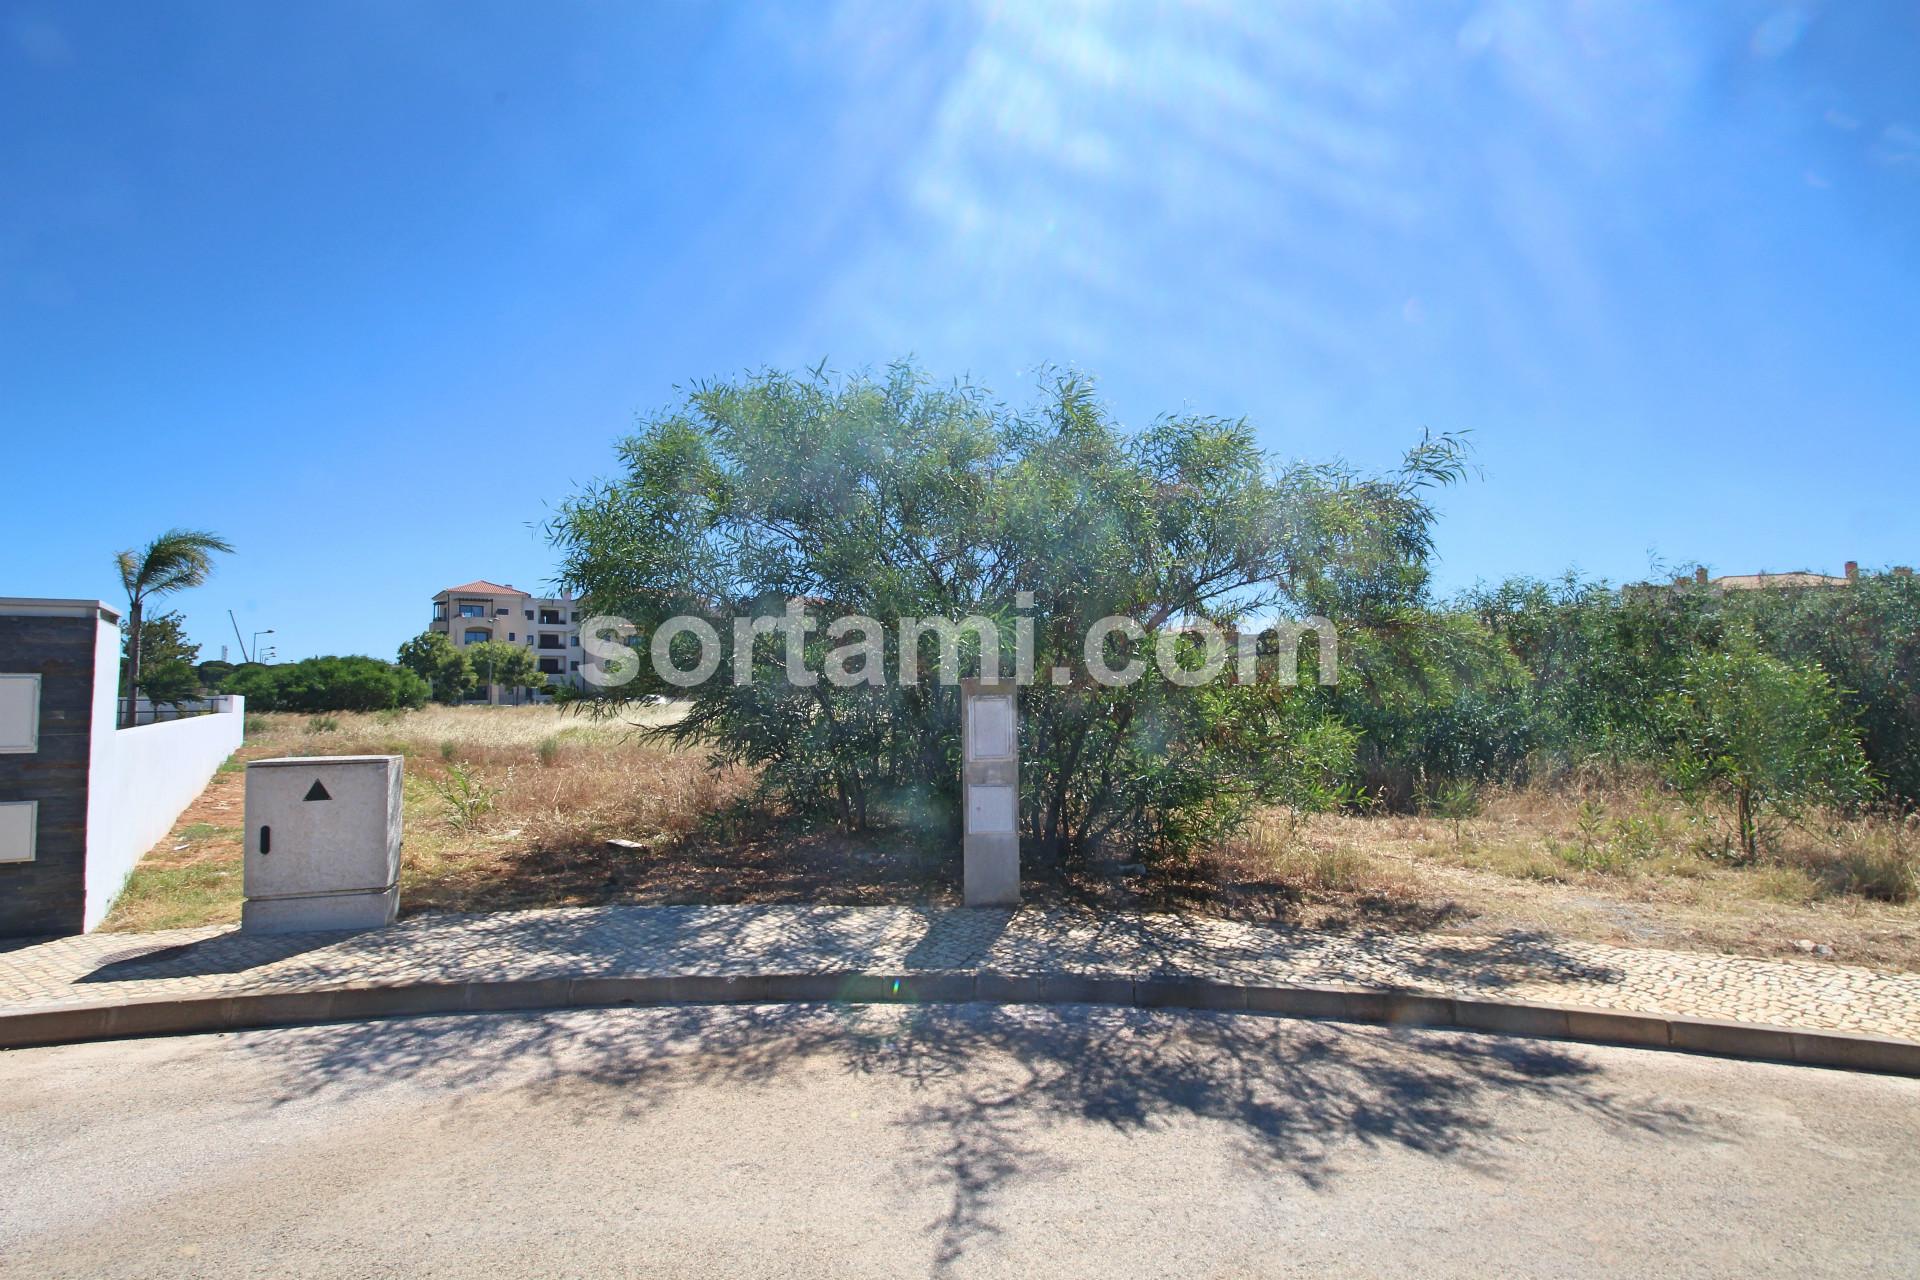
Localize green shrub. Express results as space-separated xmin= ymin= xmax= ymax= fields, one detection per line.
xmin=1660 ymin=632 xmax=1876 ymax=860
xmin=1418 ymin=778 xmax=1481 ymax=821
xmin=222 ymin=656 xmax=430 ymax=713
xmin=1434 ymin=570 xmax=1920 ymax=810
xmin=1745 ymin=574 xmax=1920 ymax=806
xmin=430 ymin=763 xmax=499 ymax=830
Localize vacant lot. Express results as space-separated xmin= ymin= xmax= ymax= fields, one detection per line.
xmin=104 ymin=706 xmax=1920 ymax=970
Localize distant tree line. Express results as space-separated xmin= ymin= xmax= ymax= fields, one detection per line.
xmin=220 ymin=656 xmax=430 ymax=713
xmin=1324 ymin=571 xmax=1902 ymax=858
xmin=206 ymin=632 xmax=553 ymax=712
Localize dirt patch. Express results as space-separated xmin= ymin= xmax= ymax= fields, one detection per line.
xmin=102 ymin=763 xmax=248 ymax=932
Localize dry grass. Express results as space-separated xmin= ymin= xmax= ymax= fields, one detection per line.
xmin=1278 ymin=780 xmax=1920 ymax=969
xmin=104 ymin=703 xmax=974 ymax=927
xmin=105 ymin=704 xmax=754 ymax=928
xmin=98 ymin=769 xmax=249 ymax=932
xmin=103 ymin=709 xmax=1920 ymax=970
xmin=289 ymin=702 xmax=775 ymax=912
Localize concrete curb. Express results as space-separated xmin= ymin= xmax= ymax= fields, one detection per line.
xmin=2 ymin=972 xmax=1916 ymax=1077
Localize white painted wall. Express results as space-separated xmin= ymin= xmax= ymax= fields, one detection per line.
xmin=83 ymin=605 xmax=244 ymax=928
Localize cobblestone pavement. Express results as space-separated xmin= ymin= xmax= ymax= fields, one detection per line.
xmin=3 ymin=905 xmax=1916 ymax=1041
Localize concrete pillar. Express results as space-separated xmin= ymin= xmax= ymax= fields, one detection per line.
xmin=960 ymin=677 xmax=1019 ymax=906
xmin=0 ymin=599 xmax=118 ymax=936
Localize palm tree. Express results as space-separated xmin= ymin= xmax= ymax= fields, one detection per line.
xmin=116 ymin=529 xmax=234 ymax=728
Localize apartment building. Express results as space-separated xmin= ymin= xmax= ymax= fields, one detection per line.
xmin=429 ymin=580 xmax=584 ymax=702
xmin=1628 ymin=560 xmax=1915 ymax=602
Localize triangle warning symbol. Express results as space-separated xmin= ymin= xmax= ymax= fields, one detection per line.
xmin=303 ymin=779 xmax=332 ymax=802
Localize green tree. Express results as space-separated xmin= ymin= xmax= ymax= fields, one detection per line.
xmin=120 ymin=611 xmax=203 ymax=708
xmin=463 ymin=641 xmax=547 ymax=703
xmin=221 ymin=656 xmax=429 ymax=712
xmin=114 ymin=529 xmax=233 ymax=728
xmin=136 ymin=660 xmax=201 ymax=707
xmin=398 ymin=631 xmax=476 ymax=704
xmin=551 ymin=362 xmax=1462 ymax=860
xmin=1659 ymin=632 xmax=1876 ymax=860
xmin=123 ymin=609 xmax=199 ymax=669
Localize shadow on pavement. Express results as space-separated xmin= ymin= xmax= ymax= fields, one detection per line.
xmin=60 ymin=906 xmax=1623 ymax=1000
xmin=245 ymin=1001 xmax=1707 ymax=1271
xmin=76 ymin=930 xmax=357 ymax=982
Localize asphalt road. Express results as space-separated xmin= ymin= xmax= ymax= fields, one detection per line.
xmin=3 ymin=1002 xmax=1916 ymax=1278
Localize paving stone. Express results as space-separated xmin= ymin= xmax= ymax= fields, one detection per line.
xmin=0 ymin=904 xmax=1915 ymax=1044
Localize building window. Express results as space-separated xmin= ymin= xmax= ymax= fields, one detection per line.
xmin=570 ymin=635 xmax=579 ymax=647
xmin=524 ymin=609 xmax=534 ymax=620
xmin=495 ymin=607 xmax=510 ymax=616
xmin=538 ymin=657 xmax=564 ymax=675
xmin=463 ymin=629 xmax=489 ymax=645
xmin=507 ymin=633 xmax=515 ymax=642
xmin=569 ymin=660 xmax=579 ymax=672
xmin=540 ymin=609 xmax=562 ymax=625
xmin=459 ymin=603 xmax=486 ymax=618
xmin=538 ymin=634 xmax=564 ymax=650
xmin=433 ymin=605 xmax=448 ymax=622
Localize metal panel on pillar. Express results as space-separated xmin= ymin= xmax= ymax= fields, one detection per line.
xmin=959 ymin=677 xmax=1019 ymax=906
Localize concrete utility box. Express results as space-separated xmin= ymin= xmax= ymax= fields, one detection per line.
xmin=960 ymin=677 xmax=1020 ymax=906
xmin=243 ymin=755 xmax=403 ymax=933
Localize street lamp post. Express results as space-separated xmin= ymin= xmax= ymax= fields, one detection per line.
xmin=252 ymin=629 xmax=275 ymax=663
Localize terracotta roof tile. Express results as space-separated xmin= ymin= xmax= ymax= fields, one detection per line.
xmin=440 ymin=580 xmax=526 ymax=597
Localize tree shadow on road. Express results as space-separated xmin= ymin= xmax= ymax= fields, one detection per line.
xmin=244 ymin=1001 xmax=1710 ymax=1271
xmin=59 ymin=903 xmax=1624 ymax=1010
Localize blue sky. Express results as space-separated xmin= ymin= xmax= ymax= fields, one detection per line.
xmin=3 ymin=1 xmax=1916 ymax=663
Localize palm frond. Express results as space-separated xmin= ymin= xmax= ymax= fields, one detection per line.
xmin=118 ymin=528 xmax=235 ymax=602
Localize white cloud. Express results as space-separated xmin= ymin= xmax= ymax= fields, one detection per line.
xmin=1749 ymin=8 xmax=1810 ymax=60
xmin=1871 ymin=123 xmax=1920 ymax=171
xmin=778 ymin=0 xmax=1720 ymax=406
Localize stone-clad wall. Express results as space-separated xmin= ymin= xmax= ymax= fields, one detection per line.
xmin=1 ymin=600 xmax=244 ymax=937
xmin=0 ymin=609 xmax=102 ymax=936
